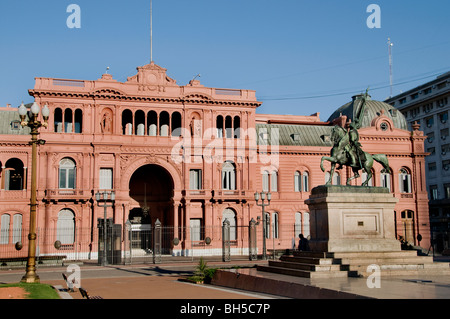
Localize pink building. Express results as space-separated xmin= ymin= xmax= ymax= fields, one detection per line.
xmin=0 ymin=62 xmax=429 ymax=261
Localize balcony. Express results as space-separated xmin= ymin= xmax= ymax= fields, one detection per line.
xmin=212 ymin=189 xmax=248 ymax=203
xmin=45 ymin=189 xmax=90 ymax=202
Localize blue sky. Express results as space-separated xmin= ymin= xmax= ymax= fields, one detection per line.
xmin=1 ymin=0 xmax=449 ymax=120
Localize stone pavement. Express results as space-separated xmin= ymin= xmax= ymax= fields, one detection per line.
xmin=1 ymin=256 xmax=449 ymax=300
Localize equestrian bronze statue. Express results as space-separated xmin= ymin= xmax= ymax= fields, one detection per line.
xmin=320 ymin=91 xmax=391 ymax=186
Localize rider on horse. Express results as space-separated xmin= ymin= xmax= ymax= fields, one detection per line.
xmin=337 ymin=121 xmax=365 ymax=169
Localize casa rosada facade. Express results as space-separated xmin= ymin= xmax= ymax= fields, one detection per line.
xmin=0 ymin=62 xmax=430 ymax=259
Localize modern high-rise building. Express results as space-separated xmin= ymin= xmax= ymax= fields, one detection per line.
xmin=386 ymin=71 xmax=450 ymax=253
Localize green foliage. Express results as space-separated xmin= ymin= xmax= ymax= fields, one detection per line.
xmin=0 ymin=283 xmax=60 ymax=299
xmin=188 ymin=257 xmax=217 ymax=284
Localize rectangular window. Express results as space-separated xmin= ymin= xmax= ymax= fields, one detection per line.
xmin=190 ymin=219 xmax=202 ymax=241
xmin=439 ymin=111 xmax=448 ymax=123
xmin=427 ymin=147 xmax=435 ymax=156
xmin=428 ymin=162 xmax=437 ymax=172
xmin=430 ymin=185 xmax=438 ymax=200
xmin=99 ymin=168 xmax=113 ymax=190
xmin=437 ymin=82 xmax=447 ymax=90
xmin=426 ymin=116 xmax=434 ymax=128
xmin=189 ymin=169 xmax=202 ymax=190
xmin=443 ymin=160 xmax=450 ymax=172
xmin=423 ymin=103 xmax=433 ymax=113
xmin=442 ymin=144 xmax=450 ymax=155
xmin=444 ymin=184 xmax=450 ymax=199
xmin=437 ymin=97 xmax=448 ymax=108
xmin=441 ymin=128 xmax=449 ymax=140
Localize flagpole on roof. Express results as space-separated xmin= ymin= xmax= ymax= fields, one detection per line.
xmin=150 ymin=0 xmax=153 ymax=63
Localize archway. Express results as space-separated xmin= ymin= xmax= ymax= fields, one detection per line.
xmin=128 ymin=164 xmax=174 ymax=227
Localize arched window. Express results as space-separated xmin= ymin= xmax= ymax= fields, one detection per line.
xmin=225 ymin=116 xmax=233 ymax=138
xmin=361 ymin=171 xmax=373 ymax=186
xmin=216 ymin=115 xmax=224 ymax=138
xmin=54 ymin=108 xmax=63 ymax=133
xmin=262 ymin=170 xmax=269 ymax=192
xmin=294 ymin=212 xmax=310 ymax=241
xmin=295 ymin=212 xmax=302 ymax=240
xmin=171 ymin=112 xmax=182 ymax=137
xmin=272 ymin=212 xmax=279 ymax=239
xmin=381 ymin=170 xmax=392 ymax=192
xmin=57 ymin=209 xmax=75 ymax=245
xmin=233 ymin=116 xmax=241 ymax=138
xmin=160 ymin=111 xmax=170 ymax=137
xmin=222 ymin=208 xmax=237 ymax=240
xmin=122 ymin=109 xmax=133 ymax=135
xmin=64 ymin=108 xmax=73 ymax=133
xmin=148 ymin=111 xmax=157 ymax=136
xmin=294 ymin=171 xmax=301 ymax=192
xmin=325 ymin=171 xmax=340 ymax=185
xmin=74 ymin=109 xmax=83 ymax=133
xmin=12 ymin=214 xmax=22 ymax=244
xmin=271 ymin=171 xmax=278 ymax=192
xmin=222 ymin=161 xmax=236 ymax=190
xmin=333 ymin=172 xmax=341 ymax=185
xmin=0 ymin=214 xmax=10 ymax=244
xmin=5 ymin=158 xmax=24 ymax=191
xmin=303 ymin=212 xmax=310 ymax=238
xmin=59 ymin=158 xmax=76 ymax=189
xmin=264 ymin=212 xmax=270 ymax=239
xmin=399 ymin=168 xmax=412 ymax=193
xmin=135 ymin=110 xmax=145 ymax=136
xmin=302 ymin=171 xmax=309 ymax=192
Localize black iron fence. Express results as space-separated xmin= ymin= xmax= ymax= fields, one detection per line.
xmin=0 ymin=221 xmax=308 ymax=268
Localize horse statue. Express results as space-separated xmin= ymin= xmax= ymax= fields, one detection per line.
xmin=320 ymin=124 xmax=391 ymax=186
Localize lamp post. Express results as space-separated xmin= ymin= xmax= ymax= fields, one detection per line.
xmin=18 ymin=102 xmax=50 ymax=283
xmin=254 ymin=191 xmax=271 ymax=260
xmin=96 ymin=191 xmax=115 ymax=266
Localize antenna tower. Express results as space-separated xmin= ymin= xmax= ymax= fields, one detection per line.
xmin=388 ymin=38 xmax=394 ymax=97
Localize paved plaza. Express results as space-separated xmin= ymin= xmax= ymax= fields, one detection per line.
xmin=0 ymin=257 xmax=449 ymax=300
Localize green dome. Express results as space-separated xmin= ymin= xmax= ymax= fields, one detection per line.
xmin=328 ymin=94 xmax=407 ymax=130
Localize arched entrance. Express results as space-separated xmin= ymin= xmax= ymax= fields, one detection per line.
xmin=128 ymin=164 xmax=174 ymax=226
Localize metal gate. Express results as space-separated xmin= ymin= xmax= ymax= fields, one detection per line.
xmin=124 ymin=219 xmax=162 ymax=264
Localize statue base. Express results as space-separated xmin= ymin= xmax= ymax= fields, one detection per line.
xmin=305 ymin=185 xmax=401 ymax=253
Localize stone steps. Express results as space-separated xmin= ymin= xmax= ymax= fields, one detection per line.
xmin=257 ymin=251 xmax=450 ymax=278
xmin=269 ymin=260 xmax=348 ymax=272
xmin=257 ymin=264 xmax=355 ymax=279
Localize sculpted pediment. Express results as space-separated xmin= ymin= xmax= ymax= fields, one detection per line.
xmin=126 ymin=62 xmax=178 ymax=88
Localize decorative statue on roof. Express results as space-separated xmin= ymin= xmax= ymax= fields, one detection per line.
xmin=320 ymin=90 xmax=391 ymax=186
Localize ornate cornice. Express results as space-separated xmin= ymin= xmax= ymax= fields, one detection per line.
xmin=29 ymin=89 xmax=262 ymax=108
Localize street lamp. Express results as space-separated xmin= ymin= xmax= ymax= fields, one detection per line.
xmin=18 ymin=102 xmax=49 ymax=283
xmin=254 ymin=191 xmax=271 ymax=260
xmin=96 ymin=191 xmax=115 ymax=266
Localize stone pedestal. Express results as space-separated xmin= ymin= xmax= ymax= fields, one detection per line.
xmin=305 ymin=185 xmax=401 ymax=253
